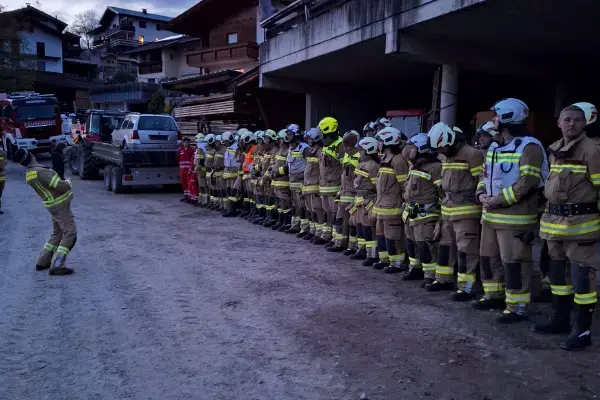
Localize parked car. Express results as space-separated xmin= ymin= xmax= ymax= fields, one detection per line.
xmin=111 ymin=114 xmax=181 ymax=150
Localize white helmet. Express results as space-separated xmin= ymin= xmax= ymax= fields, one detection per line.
xmin=237 ymin=128 xmax=249 ymax=136
xmin=343 ymin=130 xmax=360 ymax=139
xmin=304 ymin=127 xmax=323 ymax=142
xmin=572 ymin=102 xmax=597 ymax=125
xmin=221 ymin=131 xmax=234 ymax=144
xmin=263 ymin=129 xmax=277 ymax=142
xmin=255 ymin=130 xmax=265 ymax=142
xmin=377 ymin=127 xmax=402 ymax=147
xmin=195 ymin=133 xmax=206 ymax=142
xmin=409 ymin=133 xmax=434 ymax=154
xmin=205 ymin=133 xmax=216 ymax=145
xmin=428 ymin=122 xmax=457 ymax=148
xmin=477 ymin=121 xmax=499 ymax=137
xmin=491 ymin=98 xmax=529 ymax=124
xmin=215 ymin=134 xmax=223 ymax=142
xmin=277 ymin=129 xmax=290 ymax=142
xmin=240 ymin=130 xmax=256 ymax=144
xmin=375 ymin=117 xmax=392 ymax=129
xmin=357 ymin=137 xmax=378 ymax=154
xmin=363 ymin=122 xmax=375 ymax=134
xmin=286 ymin=123 xmax=302 ymax=137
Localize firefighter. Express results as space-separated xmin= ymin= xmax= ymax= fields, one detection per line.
xmin=317 ymin=117 xmax=345 ymax=246
xmin=302 ymin=127 xmax=324 ymax=241
xmin=213 ymin=134 xmax=227 ymax=211
xmin=270 ymin=129 xmax=292 ymax=230
xmin=240 ymin=130 xmax=257 ymax=218
xmin=13 ymin=149 xmax=76 ymax=275
xmin=177 ymin=137 xmax=194 ymax=203
xmin=475 ymin=98 xmax=549 ymax=323
xmin=222 ymin=131 xmax=241 ymax=217
xmin=350 ymin=137 xmax=379 ymax=264
xmin=194 ymin=133 xmax=208 ymax=207
xmin=400 ymin=133 xmax=444 ymax=286
xmin=254 ymin=129 xmax=278 ymax=225
xmin=329 ymin=130 xmax=360 ymax=253
xmin=476 ymin=121 xmax=498 ymax=156
xmin=363 ymin=122 xmax=376 ymax=138
xmin=285 ymin=124 xmax=310 ymax=234
xmin=204 ymin=134 xmax=217 ymax=209
xmin=0 ymin=145 xmax=5 ymax=214
xmin=373 ymin=117 xmax=392 ymax=133
xmin=427 ymin=122 xmax=484 ymax=297
xmin=247 ymin=131 xmax=265 ymax=221
xmin=533 ymin=104 xmax=600 ymax=350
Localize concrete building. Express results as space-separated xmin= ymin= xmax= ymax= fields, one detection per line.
xmin=258 ymin=0 xmax=600 ymax=142
xmin=122 ymin=35 xmax=201 ymax=83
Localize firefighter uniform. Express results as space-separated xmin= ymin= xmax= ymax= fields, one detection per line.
xmin=177 ymin=145 xmax=194 ymax=201
xmin=537 ymin=134 xmax=600 ymax=349
xmin=352 ymin=156 xmax=379 ymax=262
xmin=0 ymin=148 xmax=5 ymax=214
xmin=250 ymin=142 xmax=265 ymax=221
xmin=432 ymin=142 xmax=484 ymax=292
xmin=194 ymin=141 xmax=208 ymax=206
xmin=259 ymin=145 xmax=279 ymax=226
xmin=319 ymin=137 xmax=344 ymax=243
xmin=214 ymin=145 xmax=227 ymax=210
xmin=372 ymin=151 xmax=409 ymax=269
xmin=241 ymin=143 xmax=256 ymax=217
xmin=303 ymin=144 xmax=323 ymax=240
xmin=402 ymin=155 xmax=443 ymax=284
xmin=333 ymin=151 xmax=360 ymax=251
xmin=287 ymin=141 xmax=310 ymax=234
xmin=476 ymin=137 xmax=548 ymax=319
xmin=206 ymin=146 xmax=217 ymax=207
xmin=271 ymin=143 xmax=291 ymax=229
xmin=24 ymin=158 xmax=76 ymax=274
xmin=224 ymin=141 xmax=241 ymax=212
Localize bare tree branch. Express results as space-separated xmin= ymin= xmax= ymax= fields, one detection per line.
xmin=67 ymin=9 xmax=99 ymax=50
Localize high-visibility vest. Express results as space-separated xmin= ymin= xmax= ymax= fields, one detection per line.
xmin=242 ymin=145 xmax=256 ymax=173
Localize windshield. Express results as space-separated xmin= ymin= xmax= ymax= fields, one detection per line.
xmin=138 ymin=116 xmax=177 ymax=131
xmin=15 ymin=104 xmax=58 ymax=121
xmin=90 ymin=115 xmax=124 ymax=135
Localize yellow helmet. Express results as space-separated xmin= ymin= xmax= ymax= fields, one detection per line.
xmin=318 ymin=117 xmax=338 ymax=135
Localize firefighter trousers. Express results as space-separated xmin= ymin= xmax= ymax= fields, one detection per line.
xmin=334 ymin=202 xmax=351 ymax=248
xmin=290 ymin=187 xmax=308 ymax=231
xmin=357 ymin=203 xmax=377 ymax=258
xmin=306 ymin=193 xmax=324 ymax=238
xmin=37 ymin=201 xmax=77 ymax=270
xmin=196 ymin=170 xmax=208 ymax=205
xmin=320 ymin=194 xmax=336 ymax=241
xmin=480 ymin=223 xmax=533 ymax=315
xmin=437 ymin=218 xmax=480 ymax=292
xmin=376 ymin=218 xmax=404 ymax=266
xmin=412 ymin=221 xmax=439 ymax=280
xmin=546 ymin=239 xmax=598 ymax=306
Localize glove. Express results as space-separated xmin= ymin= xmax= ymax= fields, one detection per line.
xmin=433 ymin=220 xmax=442 ymax=242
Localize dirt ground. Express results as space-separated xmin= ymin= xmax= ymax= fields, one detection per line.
xmin=0 ymin=157 xmax=599 ymax=400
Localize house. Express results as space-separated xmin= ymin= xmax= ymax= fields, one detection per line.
xmin=90 ymin=7 xmax=178 ymax=55
xmin=121 ymin=35 xmax=201 ymax=83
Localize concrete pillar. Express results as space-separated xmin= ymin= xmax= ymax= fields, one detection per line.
xmin=305 ymin=93 xmax=312 ymax=130
xmin=123 ymin=101 xmax=129 ymax=112
xmin=440 ymin=64 xmax=458 ymax=126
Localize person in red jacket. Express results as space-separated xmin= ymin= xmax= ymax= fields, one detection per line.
xmin=177 ymin=137 xmax=195 ymax=203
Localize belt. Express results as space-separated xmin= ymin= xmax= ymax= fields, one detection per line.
xmin=547 ymin=202 xmax=598 ymax=217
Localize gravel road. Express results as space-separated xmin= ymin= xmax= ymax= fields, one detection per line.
xmin=0 ymin=158 xmax=599 ymax=400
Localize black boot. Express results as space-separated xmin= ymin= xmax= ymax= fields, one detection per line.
xmin=223 ymin=201 xmax=237 ymax=217
xmin=420 ymin=278 xmax=434 ymax=288
xmin=373 ymin=261 xmax=389 ymax=270
xmin=363 ymin=257 xmax=378 ymax=267
xmin=303 ymin=232 xmax=315 ymax=241
xmin=327 ymin=244 xmax=345 ymax=253
xmin=496 ymin=309 xmax=528 ymax=324
xmin=296 ymin=229 xmax=308 ymax=238
xmin=561 ymin=303 xmax=594 ymax=351
xmin=253 ymin=208 xmax=266 ymax=224
xmin=272 ymin=213 xmax=284 ymax=230
xmin=401 ymin=268 xmax=424 ymax=281
xmin=239 ymin=202 xmax=249 ymax=218
xmin=383 ymin=265 xmax=404 ymax=274
xmin=472 ymin=297 xmax=506 ymax=310
xmin=533 ymin=294 xmax=573 ymax=334
xmin=312 ymin=236 xmax=328 ymax=245
xmin=343 ymin=248 xmax=357 ymax=256
xmin=263 ymin=210 xmax=277 ymax=228
xmin=245 ymin=205 xmax=255 ymax=220
xmin=425 ymin=280 xmax=454 ymax=292
xmin=279 ymin=214 xmax=292 ymax=232
xmin=286 ymin=223 xmax=301 ymax=234
xmin=450 ymin=290 xmax=477 ymax=302
xmin=350 ymin=248 xmax=367 ymax=260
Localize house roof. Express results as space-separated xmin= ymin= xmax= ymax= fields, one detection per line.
xmin=166 ymin=0 xmax=255 ymax=36
xmin=92 ymin=6 xmax=173 ymax=33
xmin=3 ymin=5 xmax=68 ymax=34
xmin=120 ymin=35 xmax=199 ymax=55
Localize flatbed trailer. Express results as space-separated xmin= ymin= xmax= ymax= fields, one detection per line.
xmin=76 ymin=141 xmax=180 ymax=194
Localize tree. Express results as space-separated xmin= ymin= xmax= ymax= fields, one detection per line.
xmin=147 ymin=92 xmax=165 ymax=114
xmin=0 ymin=5 xmax=36 ymax=92
xmin=68 ymin=9 xmax=99 ymax=50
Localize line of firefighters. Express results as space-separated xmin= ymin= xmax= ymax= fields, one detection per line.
xmin=176 ymin=98 xmax=600 ymax=351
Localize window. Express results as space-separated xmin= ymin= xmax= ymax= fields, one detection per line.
xmin=139 ymin=20 xmax=146 ymax=28
xmin=36 ymin=61 xmax=46 ymax=71
xmin=156 ymin=23 xmax=161 ymax=31
xmin=36 ymin=42 xmax=45 ymax=56
xmin=138 ymin=116 xmax=177 ymax=131
xmin=147 ymin=78 xmax=156 ymax=83
xmin=138 ymin=36 xmax=144 ymax=45
xmin=227 ymin=32 xmax=238 ymax=45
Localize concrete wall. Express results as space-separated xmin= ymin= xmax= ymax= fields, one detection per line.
xmin=21 ymin=27 xmax=63 ymax=73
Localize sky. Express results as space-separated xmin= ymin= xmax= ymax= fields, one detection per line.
xmin=2 ymin=0 xmax=197 ymax=25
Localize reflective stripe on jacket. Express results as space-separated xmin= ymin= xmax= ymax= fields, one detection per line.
xmin=26 ymin=164 xmax=73 ymax=208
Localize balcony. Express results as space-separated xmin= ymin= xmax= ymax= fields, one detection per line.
xmin=93 ymin=38 xmax=140 ymax=51
xmin=105 ymin=22 xmax=135 ymax=38
xmin=186 ymin=42 xmax=258 ymax=68
xmin=90 ymin=82 xmax=159 ymax=104
xmin=139 ymin=61 xmax=163 ymax=75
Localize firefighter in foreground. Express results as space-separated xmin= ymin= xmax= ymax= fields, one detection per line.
xmin=428 ymin=122 xmax=484 ymax=297
xmin=302 ymin=128 xmax=324 ymax=241
xmin=476 ymin=98 xmax=549 ymax=323
xmin=223 ymin=131 xmax=241 ymax=217
xmin=535 ymin=103 xmax=600 ymax=350
xmin=13 ymin=149 xmax=76 ymax=275
xmin=194 ymin=133 xmax=208 ymax=207
xmin=285 ymin=124 xmax=310 ymax=235
xmin=476 ymin=121 xmax=498 ymax=156
xmin=0 ymin=145 xmax=5 ymax=214
xmin=401 ymin=133 xmax=444 ymax=285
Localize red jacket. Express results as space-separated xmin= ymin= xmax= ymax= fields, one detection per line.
xmin=177 ymin=146 xmax=195 ymax=172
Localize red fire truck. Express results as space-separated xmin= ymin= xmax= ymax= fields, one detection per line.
xmin=0 ymin=92 xmax=67 ymax=158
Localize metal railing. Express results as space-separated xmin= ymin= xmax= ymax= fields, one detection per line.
xmin=139 ymin=61 xmax=163 ymax=75
xmin=89 ymin=82 xmax=159 ymax=94
xmin=105 ymin=22 xmax=135 ymax=37
xmin=186 ymin=42 xmax=258 ymax=66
